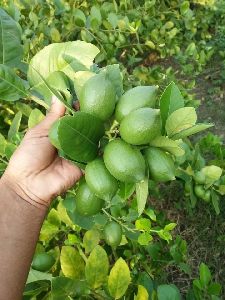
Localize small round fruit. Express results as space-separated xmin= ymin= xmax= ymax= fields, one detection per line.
xmin=194 ymin=185 xmax=206 ymax=199
xmin=115 ymin=85 xmax=158 ymax=122
xmin=76 ymin=182 xmax=104 ymax=216
xmin=193 ymin=171 xmax=206 ymax=184
xmin=32 ymin=253 xmax=55 ymax=272
xmin=85 ymin=158 xmax=118 ymax=201
xmin=202 ymin=190 xmax=211 ymax=202
xmin=104 ymin=221 xmax=122 ymax=247
xmin=103 ymin=139 xmax=145 ymax=183
xmin=120 ymin=107 xmax=161 ymax=145
xmin=144 ymin=147 xmax=176 ymax=182
xmin=109 ymin=33 xmax=116 ymax=43
xmin=80 ymin=73 xmax=116 ymax=121
xmin=118 ymin=33 xmax=126 ymax=44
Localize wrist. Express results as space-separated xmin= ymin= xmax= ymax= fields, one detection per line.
xmin=0 ymin=173 xmax=48 ymax=212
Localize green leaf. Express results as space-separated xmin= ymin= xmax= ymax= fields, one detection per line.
xmin=135 ymin=218 xmax=151 ymax=232
xmin=83 ymin=229 xmax=100 ymax=254
xmin=74 ymin=9 xmax=86 ymax=27
xmin=26 ymin=269 xmax=52 ymax=284
xmin=171 ymin=123 xmax=213 ymax=140
xmin=149 ymin=136 xmax=185 ymax=156
xmin=135 ymin=285 xmax=149 ymax=300
xmin=157 ymin=284 xmax=181 ymax=300
xmin=8 ymin=111 xmax=22 ymax=142
xmin=0 ymin=133 xmax=6 ymax=155
xmin=107 ymin=12 xmax=118 ymax=29
xmin=5 ymin=142 xmax=16 ymax=160
xmin=0 ymin=8 xmax=23 ymax=67
xmin=165 ymin=107 xmax=197 ymax=138
xmin=28 ymin=41 xmax=99 ymax=102
xmin=201 ymin=166 xmax=222 ymax=186
xmin=199 ymin=263 xmax=211 ymax=287
xmin=118 ymin=182 xmax=135 ymax=200
xmin=211 ymin=190 xmax=220 ymax=215
xmin=60 ymin=246 xmax=85 ymax=279
xmin=136 ymin=177 xmax=148 ymax=216
xmin=39 ymin=221 xmax=59 ymax=242
xmin=0 ymin=64 xmax=27 ymax=101
xmin=85 ymin=245 xmax=109 ymax=289
xmin=51 ymin=277 xmax=88 ymax=299
xmin=164 ymin=223 xmax=176 ymax=231
xmin=57 ymin=201 xmax=73 ymax=227
xmin=28 ymin=109 xmax=45 ymax=129
xmin=90 ymin=6 xmax=102 ymax=29
xmin=138 ymin=232 xmax=153 ymax=245
xmin=208 ymin=283 xmax=222 ymax=296
xmin=160 ymin=82 xmax=184 ymax=134
xmin=100 ymin=64 xmax=123 ymax=99
xmin=145 ymin=208 xmax=156 ymax=221
xmin=55 ymin=113 xmax=104 ymax=162
xmin=108 ymin=258 xmax=131 ymax=299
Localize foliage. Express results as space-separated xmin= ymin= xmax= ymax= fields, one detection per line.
xmin=0 ymin=1 xmax=224 ymax=299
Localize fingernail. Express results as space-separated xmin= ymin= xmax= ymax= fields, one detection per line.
xmin=52 ymin=95 xmax=57 ymax=104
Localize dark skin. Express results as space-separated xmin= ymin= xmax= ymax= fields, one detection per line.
xmin=0 ymin=97 xmax=83 ymax=300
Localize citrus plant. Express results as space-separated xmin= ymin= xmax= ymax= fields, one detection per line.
xmin=0 ymin=5 xmax=224 ymax=299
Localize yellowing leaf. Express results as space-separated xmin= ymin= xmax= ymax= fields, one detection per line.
xmin=136 ymin=177 xmax=148 ymax=216
xmin=108 ymin=258 xmax=131 ymax=299
xmin=83 ymin=229 xmax=100 ymax=254
xmin=28 ymin=109 xmax=45 ymax=129
xmin=166 ymin=107 xmax=197 ymax=138
xmin=135 ymin=285 xmax=149 ymax=300
xmin=149 ymin=136 xmax=185 ymax=156
xmin=60 ymin=246 xmax=85 ymax=279
xmin=85 ymin=245 xmax=109 ymax=289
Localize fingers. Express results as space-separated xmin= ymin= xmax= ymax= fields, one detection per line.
xmin=35 ymin=96 xmax=66 ymax=132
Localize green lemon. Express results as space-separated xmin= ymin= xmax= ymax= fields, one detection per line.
xmin=118 ymin=33 xmax=126 ymax=44
xmin=80 ymin=73 xmax=116 ymax=121
xmin=194 ymin=185 xmax=206 ymax=199
xmin=32 ymin=253 xmax=55 ymax=272
xmin=103 ymin=139 xmax=146 ymax=183
xmin=119 ymin=107 xmax=161 ymax=145
xmin=193 ymin=171 xmax=206 ymax=184
xmin=115 ymin=85 xmax=158 ymax=122
xmin=104 ymin=221 xmax=122 ymax=247
xmin=109 ymin=33 xmax=115 ymax=43
xmin=76 ymin=182 xmax=104 ymax=216
xmin=85 ymin=158 xmax=118 ymax=202
xmin=202 ymin=190 xmax=211 ymax=202
xmin=144 ymin=147 xmax=176 ymax=182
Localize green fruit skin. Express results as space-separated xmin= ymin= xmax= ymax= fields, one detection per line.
xmin=104 ymin=221 xmax=122 ymax=247
xmin=49 ymin=119 xmax=61 ymax=149
xmin=76 ymin=182 xmax=104 ymax=216
xmin=194 ymin=185 xmax=206 ymax=199
xmin=85 ymin=158 xmax=118 ymax=202
xmin=144 ymin=147 xmax=176 ymax=182
xmin=193 ymin=171 xmax=206 ymax=184
xmin=202 ymin=190 xmax=211 ymax=202
xmin=103 ymin=139 xmax=146 ymax=183
xmin=32 ymin=253 xmax=55 ymax=272
xmin=115 ymin=85 xmax=158 ymax=122
xmin=120 ymin=107 xmax=161 ymax=145
xmin=184 ymin=181 xmax=191 ymax=193
xmin=80 ymin=73 xmax=116 ymax=121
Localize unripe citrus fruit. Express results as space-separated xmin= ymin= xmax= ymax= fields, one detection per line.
xmin=104 ymin=221 xmax=122 ymax=247
xmin=76 ymin=182 xmax=104 ymax=216
xmin=103 ymin=139 xmax=145 ymax=183
xmin=145 ymin=147 xmax=176 ymax=182
xmin=80 ymin=73 xmax=116 ymax=121
xmin=32 ymin=253 xmax=55 ymax=272
xmin=202 ymin=190 xmax=211 ymax=202
xmin=194 ymin=185 xmax=206 ymax=199
xmin=85 ymin=158 xmax=118 ymax=202
xmin=119 ymin=108 xmax=161 ymax=145
xmin=115 ymin=85 xmax=158 ymax=122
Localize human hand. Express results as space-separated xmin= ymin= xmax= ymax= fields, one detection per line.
xmin=2 ymin=97 xmax=83 ymax=209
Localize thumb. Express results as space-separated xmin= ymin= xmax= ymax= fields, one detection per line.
xmin=37 ymin=96 xmax=66 ymax=131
